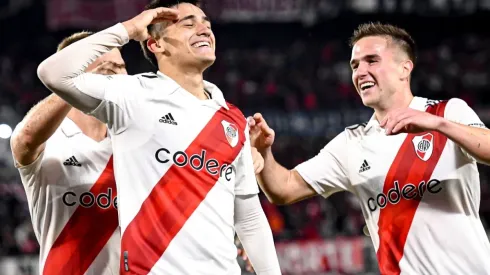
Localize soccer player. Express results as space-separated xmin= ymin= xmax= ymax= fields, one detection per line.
xmin=10 ymin=32 xmax=126 ymax=275
xmin=248 ymin=22 xmax=490 ymax=274
xmin=36 ymin=1 xmax=281 ymax=274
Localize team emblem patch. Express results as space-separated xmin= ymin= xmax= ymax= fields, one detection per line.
xmin=221 ymin=120 xmax=239 ymax=147
xmin=412 ymin=133 xmax=434 ymax=161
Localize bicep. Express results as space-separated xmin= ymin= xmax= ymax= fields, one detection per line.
xmin=445 ymin=98 xmax=488 ymax=161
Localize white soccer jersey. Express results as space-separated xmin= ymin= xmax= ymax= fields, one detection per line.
xmin=74 ymin=71 xmax=259 ymax=274
xmin=296 ymin=97 xmax=490 ymax=275
xmin=12 ymin=118 xmax=120 ymax=275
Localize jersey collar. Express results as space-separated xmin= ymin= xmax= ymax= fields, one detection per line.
xmin=364 ymin=96 xmax=426 ymax=131
xmin=61 ymin=118 xmax=82 ymax=137
xmin=156 ymin=71 xmax=229 ymax=110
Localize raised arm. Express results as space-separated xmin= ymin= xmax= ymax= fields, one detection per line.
xmin=11 ymin=95 xmax=71 ymax=166
xmin=12 ymin=52 xmax=126 ymax=166
xmin=37 ymin=8 xmax=179 ymax=113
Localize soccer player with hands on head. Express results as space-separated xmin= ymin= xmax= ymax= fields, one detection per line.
xmin=37 ymin=0 xmax=281 ymax=274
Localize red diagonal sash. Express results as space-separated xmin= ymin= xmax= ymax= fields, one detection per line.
xmin=376 ymin=101 xmax=448 ymax=274
xmin=121 ymin=106 xmax=246 ymax=274
xmin=43 ymin=156 xmax=118 ymax=275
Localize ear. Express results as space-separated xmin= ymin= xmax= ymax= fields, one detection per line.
xmin=400 ymin=59 xmax=413 ymax=80
xmin=147 ymin=37 xmax=165 ymax=55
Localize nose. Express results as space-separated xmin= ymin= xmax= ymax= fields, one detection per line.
xmin=356 ymin=62 xmax=369 ymax=77
xmin=196 ymin=23 xmax=211 ymax=37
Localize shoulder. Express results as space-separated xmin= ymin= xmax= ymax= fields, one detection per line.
xmin=225 ymin=102 xmax=247 ymax=125
xmin=344 ymin=121 xmax=368 ymax=139
xmin=226 ymin=102 xmax=245 ymax=117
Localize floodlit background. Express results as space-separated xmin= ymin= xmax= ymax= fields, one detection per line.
xmin=1 ymin=0 xmax=490 ymax=274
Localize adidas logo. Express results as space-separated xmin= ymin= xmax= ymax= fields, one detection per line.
xmin=359 ymin=160 xmax=370 ymax=173
xmin=63 ymin=156 xmax=82 ymax=167
xmin=159 ymin=113 xmax=178 ymax=125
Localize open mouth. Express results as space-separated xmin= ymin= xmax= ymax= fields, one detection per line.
xmin=191 ymin=41 xmax=211 ymax=48
xmin=360 ymin=82 xmax=375 ymax=92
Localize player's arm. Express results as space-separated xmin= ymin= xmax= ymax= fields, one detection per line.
xmin=257 ymin=151 xmax=317 ymax=205
xmin=10 ymin=95 xmax=71 ymax=166
xmin=383 ymin=98 xmax=490 ymax=164
xmin=234 ymin=195 xmax=281 ymax=275
xmin=436 ymin=99 xmax=490 ymax=164
xmin=37 ymin=8 xmax=179 ymax=113
xmin=249 ymin=114 xmax=351 ymax=205
xmin=12 ymin=61 xmax=124 ymax=166
xmin=233 ymin=128 xmax=281 ymax=274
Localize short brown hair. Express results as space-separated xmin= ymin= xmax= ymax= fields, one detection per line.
xmin=349 ymin=22 xmax=417 ymax=65
xmin=57 ymin=31 xmax=93 ymax=52
xmin=140 ymin=0 xmax=201 ymax=67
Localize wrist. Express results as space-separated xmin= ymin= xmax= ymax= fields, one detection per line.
xmin=435 ymin=117 xmax=450 ymax=133
xmin=260 ymin=147 xmax=273 ymax=161
xmin=121 ymin=21 xmax=137 ymax=40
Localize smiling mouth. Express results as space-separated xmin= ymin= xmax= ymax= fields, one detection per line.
xmin=191 ymin=41 xmax=211 ymax=48
xmin=360 ymin=82 xmax=375 ymax=91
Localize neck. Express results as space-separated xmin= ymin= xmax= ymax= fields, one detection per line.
xmin=159 ymin=63 xmax=208 ymax=100
xmin=374 ymin=86 xmax=414 ymax=122
xmin=67 ymin=109 xmax=107 ymax=142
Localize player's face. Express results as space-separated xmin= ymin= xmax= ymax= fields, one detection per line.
xmin=161 ymin=3 xmax=215 ymax=69
xmin=350 ymin=36 xmax=401 ymax=108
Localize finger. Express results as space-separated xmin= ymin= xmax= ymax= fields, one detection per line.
xmin=247 ymin=116 xmax=256 ymax=127
xmin=257 ymin=122 xmax=274 ymax=136
xmin=154 ymin=7 xmax=180 ymax=17
xmin=253 ymin=113 xmax=263 ymax=123
xmin=386 ymin=111 xmax=414 ymax=134
xmin=154 ymin=8 xmax=180 ymax=20
xmin=380 ymin=116 xmax=389 ymax=127
xmin=391 ymin=118 xmax=413 ymax=134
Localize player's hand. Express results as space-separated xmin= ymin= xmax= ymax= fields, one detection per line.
xmin=251 ymin=147 xmax=264 ymax=174
xmin=89 ymin=61 xmax=127 ymax=75
xmin=122 ymin=8 xmax=180 ymax=41
xmin=237 ymin=248 xmax=254 ymax=273
xmin=380 ymin=108 xmax=444 ymax=135
xmin=248 ymin=113 xmax=275 ymax=153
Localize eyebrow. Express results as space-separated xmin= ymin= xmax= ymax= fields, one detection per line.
xmin=177 ymin=15 xmax=211 ymax=23
xmin=350 ymin=54 xmax=380 ymax=66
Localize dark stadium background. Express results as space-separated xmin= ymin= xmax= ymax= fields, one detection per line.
xmin=1 ymin=0 xmax=490 ymax=274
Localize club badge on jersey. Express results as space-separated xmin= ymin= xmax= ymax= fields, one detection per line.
xmin=221 ymin=120 xmax=239 ymax=147
xmin=412 ymin=133 xmax=434 ymax=161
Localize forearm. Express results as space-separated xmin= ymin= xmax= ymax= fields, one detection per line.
xmin=234 ymin=195 xmax=281 ymax=275
xmin=438 ymin=119 xmax=490 ymax=163
xmin=37 ymin=23 xmax=129 ymax=112
xmin=256 ymin=149 xmax=292 ymax=204
xmin=12 ymin=94 xmax=71 ymax=166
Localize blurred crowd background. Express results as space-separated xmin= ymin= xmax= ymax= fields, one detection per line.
xmin=1 ymin=0 xmax=490 ymax=274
